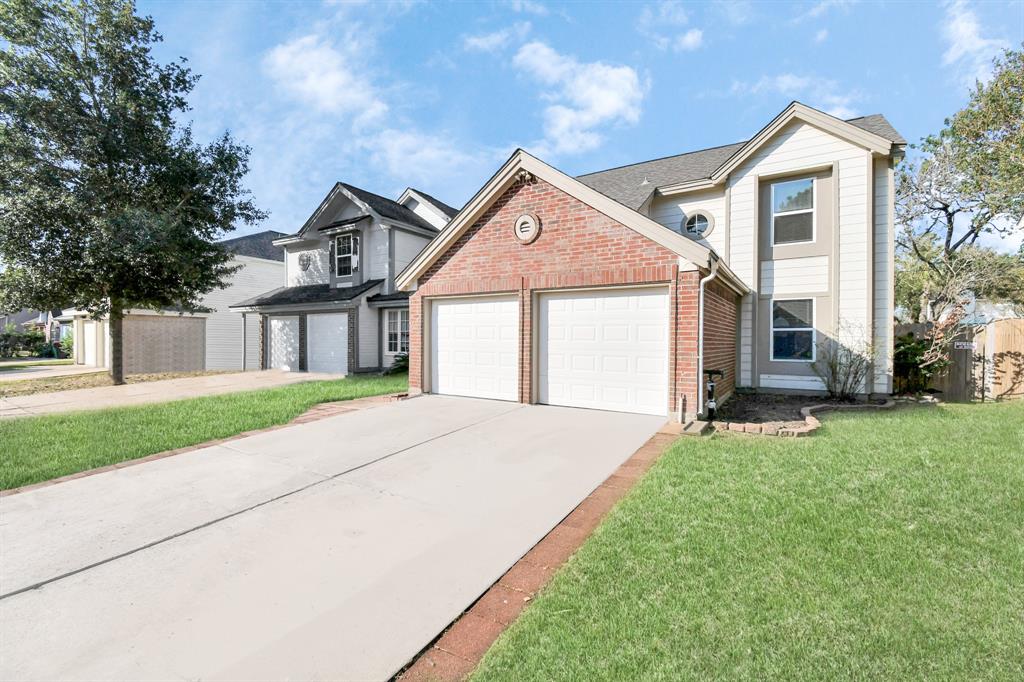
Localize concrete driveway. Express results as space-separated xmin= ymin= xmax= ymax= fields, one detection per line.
xmin=0 ymin=363 xmax=104 ymax=382
xmin=0 ymin=396 xmax=664 ymax=681
xmin=0 ymin=369 xmax=343 ymax=419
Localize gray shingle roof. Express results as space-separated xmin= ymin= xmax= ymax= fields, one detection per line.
xmin=577 ymin=114 xmax=905 ymax=209
xmin=220 ymin=230 xmax=287 ymax=262
xmin=410 ymin=188 xmax=460 ymax=219
xmin=341 ymin=184 xmax=438 ymax=232
xmin=231 ymin=279 xmax=383 ymax=309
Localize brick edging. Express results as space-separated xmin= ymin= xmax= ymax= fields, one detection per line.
xmin=708 ymin=398 xmax=898 ymax=438
xmin=0 ymin=392 xmax=409 ymax=497
xmin=395 ymin=427 xmax=680 ymax=682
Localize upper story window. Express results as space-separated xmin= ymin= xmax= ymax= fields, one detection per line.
xmin=771 ymin=298 xmax=815 ymax=361
xmin=771 ymin=177 xmax=815 ymax=245
xmin=335 ymin=233 xmax=359 ymax=277
xmin=683 ymin=211 xmax=714 ymax=238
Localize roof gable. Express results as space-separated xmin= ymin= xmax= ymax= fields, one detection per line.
xmin=577 ymin=103 xmax=903 ymax=208
xmin=395 ymin=149 xmax=748 ymax=294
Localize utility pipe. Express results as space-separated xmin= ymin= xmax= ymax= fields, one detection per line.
xmin=696 ymin=255 xmax=721 ymax=420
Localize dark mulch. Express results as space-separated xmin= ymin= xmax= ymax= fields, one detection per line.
xmin=717 ymin=392 xmax=882 ymax=425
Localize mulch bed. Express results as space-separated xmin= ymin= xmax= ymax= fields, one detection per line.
xmin=716 ymin=393 xmax=887 ymax=430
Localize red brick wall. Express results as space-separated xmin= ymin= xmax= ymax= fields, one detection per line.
xmin=702 ymin=280 xmax=739 ymax=402
xmin=409 ymin=175 xmax=717 ymax=418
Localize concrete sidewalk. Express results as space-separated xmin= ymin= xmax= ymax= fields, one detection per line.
xmin=0 ymin=364 xmax=104 ymax=382
xmin=0 ymin=396 xmax=665 ymax=681
xmin=0 ymin=369 xmax=343 ymax=418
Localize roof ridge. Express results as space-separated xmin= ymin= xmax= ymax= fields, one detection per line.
xmin=576 ymin=140 xmax=747 ymax=179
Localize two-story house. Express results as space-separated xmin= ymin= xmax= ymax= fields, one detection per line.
xmin=395 ymin=102 xmax=905 ymax=420
xmin=231 ymin=184 xmax=456 ymax=374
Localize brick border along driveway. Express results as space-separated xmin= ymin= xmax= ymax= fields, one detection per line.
xmin=399 ymin=426 xmax=681 ymax=681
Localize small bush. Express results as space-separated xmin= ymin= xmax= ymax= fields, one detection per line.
xmin=813 ymin=328 xmax=874 ymax=401
xmin=386 ymin=353 xmax=409 ymax=375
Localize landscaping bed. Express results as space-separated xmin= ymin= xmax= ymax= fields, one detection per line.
xmin=714 ymin=392 xmax=889 ymax=433
xmin=473 ymin=401 xmax=1024 ymax=680
xmin=0 ymin=373 xmax=408 ymax=489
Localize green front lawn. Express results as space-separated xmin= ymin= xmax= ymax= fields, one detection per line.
xmin=475 ymin=401 xmax=1024 ymax=681
xmin=0 ymin=373 xmax=407 ymax=490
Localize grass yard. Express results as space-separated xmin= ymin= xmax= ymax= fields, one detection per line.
xmin=474 ymin=401 xmax=1024 ymax=681
xmin=0 ymin=373 xmax=407 ymax=490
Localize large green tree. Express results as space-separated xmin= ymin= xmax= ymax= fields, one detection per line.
xmin=0 ymin=0 xmax=265 ymax=383
xmin=896 ymin=46 xmax=1024 ymax=324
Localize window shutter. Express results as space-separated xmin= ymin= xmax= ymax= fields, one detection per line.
xmin=329 ymin=239 xmax=335 ymax=276
xmin=352 ymin=234 xmax=360 ymax=271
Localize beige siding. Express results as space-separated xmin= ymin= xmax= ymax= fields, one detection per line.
xmin=873 ymin=157 xmax=895 ymax=392
xmin=727 ymin=120 xmax=872 ymax=387
xmin=359 ymin=297 xmax=378 ymax=368
xmin=366 ymin=222 xmax=390 ymax=281
xmin=760 ymin=256 xmax=830 ymax=295
xmin=286 ymin=242 xmax=329 ymax=286
xmin=394 ymin=230 xmax=428 ymax=274
xmin=649 ymin=187 xmax=728 ymax=255
xmin=203 ymin=256 xmax=284 ymax=370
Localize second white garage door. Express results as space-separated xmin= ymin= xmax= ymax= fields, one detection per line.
xmin=269 ymin=316 xmax=299 ymax=371
xmin=431 ymin=296 xmax=518 ymax=401
xmin=538 ymin=287 xmax=670 ymax=416
xmin=307 ymin=313 xmax=349 ymax=374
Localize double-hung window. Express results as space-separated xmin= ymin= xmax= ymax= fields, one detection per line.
xmin=771 ymin=299 xmax=815 ymax=361
xmin=335 ymin=234 xmax=359 ymax=277
xmin=771 ymin=177 xmax=814 ymax=245
xmin=387 ymin=309 xmax=409 ymax=354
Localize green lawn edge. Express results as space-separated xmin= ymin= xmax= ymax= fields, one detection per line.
xmin=473 ymin=402 xmax=1024 ymax=681
xmin=0 ymin=373 xmax=407 ymax=490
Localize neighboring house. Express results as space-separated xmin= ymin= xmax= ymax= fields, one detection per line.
xmin=0 ymin=309 xmax=67 ymax=342
xmin=67 ymin=230 xmax=286 ymax=373
xmin=230 ymin=184 xmax=455 ymax=374
xmin=396 ymin=102 xmax=905 ymax=420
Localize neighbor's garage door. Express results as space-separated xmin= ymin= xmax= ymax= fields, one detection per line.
xmin=431 ymin=296 xmax=518 ymax=401
xmin=307 ymin=313 xmax=348 ymax=374
xmin=269 ymin=316 xmax=299 ymax=371
xmin=538 ymin=287 xmax=669 ymax=416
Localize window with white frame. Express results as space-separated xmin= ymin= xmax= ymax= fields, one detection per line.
xmin=771 ymin=299 xmax=815 ymax=361
xmin=771 ymin=177 xmax=814 ymax=245
xmin=683 ymin=211 xmax=714 ymax=237
xmin=335 ymin=233 xmax=359 ymax=277
xmin=387 ymin=309 xmax=409 ymax=354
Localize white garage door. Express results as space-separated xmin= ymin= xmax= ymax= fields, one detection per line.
xmin=307 ymin=313 xmax=348 ymax=374
xmin=539 ymin=287 xmax=669 ymax=416
xmin=269 ymin=316 xmax=299 ymax=371
xmin=431 ymin=296 xmax=518 ymax=401
xmin=83 ymin=321 xmax=97 ymax=366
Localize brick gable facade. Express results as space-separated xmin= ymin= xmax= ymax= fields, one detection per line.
xmin=409 ymin=175 xmax=738 ymax=419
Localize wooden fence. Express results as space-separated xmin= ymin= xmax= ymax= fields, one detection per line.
xmin=895 ymin=319 xmax=1024 ymax=402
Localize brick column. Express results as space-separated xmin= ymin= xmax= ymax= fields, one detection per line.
xmin=298 ymin=314 xmax=308 ymax=371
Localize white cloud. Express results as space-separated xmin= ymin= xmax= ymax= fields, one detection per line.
xmin=263 ymin=34 xmax=387 ymax=126
xmin=941 ymin=0 xmax=1010 ymax=88
xmin=814 ymin=28 xmax=829 ymax=43
xmin=676 ymin=28 xmax=704 ymax=51
xmin=715 ymin=0 xmax=755 ymax=25
xmin=637 ymin=1 xmax=706 ymax=52
xmin=793 ymin=0 xmax=858 ymax=23
xmin=462 ymin=22 xmax=531 ymax=52
xmin=513 ymin=41 xmax=647 ymax=156
xmin=731 ymin=73 xmax=861 ymax=119
xmin=509 ymin=0 xmax=549 ymax=15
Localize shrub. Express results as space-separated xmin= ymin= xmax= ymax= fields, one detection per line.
xmin=60 ymin=333 xmax=75 ymax=359
xmin=893 ymin=332 xmax=945 ymax=395
xmin=386 ymin=353 xmax=409 ymax=375
xmin=813 ymin=328 xmax=875 ymax=401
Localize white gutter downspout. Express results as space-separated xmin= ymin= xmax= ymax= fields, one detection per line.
xmin=696 ymin=254 xmax=721 ymax=421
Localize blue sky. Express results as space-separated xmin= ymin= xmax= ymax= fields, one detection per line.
xmin=141 ymin=0 xmax=1023 ymax=241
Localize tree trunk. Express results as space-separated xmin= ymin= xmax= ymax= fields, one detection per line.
xmin=109 ymin=298 xmax=125 ymax=385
